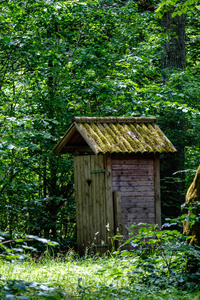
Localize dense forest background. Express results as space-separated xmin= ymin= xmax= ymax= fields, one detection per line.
xmin=0 ymin=0 xmax=199 ymax=248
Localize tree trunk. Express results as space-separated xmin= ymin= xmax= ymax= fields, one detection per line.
xmin=161 ymin=11 xmax=186 ymax=71
xmin=160 ymin=11 xmax=186 ymax=219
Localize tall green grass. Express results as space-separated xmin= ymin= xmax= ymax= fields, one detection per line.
xmin=0 ymin=253 xmax=200 ymax=299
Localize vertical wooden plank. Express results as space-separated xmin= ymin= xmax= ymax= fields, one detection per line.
xmin=113 ymin=191 xmax=123 ymax=248
xmin=96 ymin=155 xmax=105 ymax=252
xmin=74 ymin=156 xmax=82 ymax=254
xmin=101 ymin=155 xmax=107 ymax=250
xmin=154 ymin=155 xmax=161 ymax=227
xmin=83 ymin=155 xmax=91 ymax=250
xmin=79 ymin=156 xmax=85 ymax=254
xmin=98 ymin=155 xmax=104 ymax=247
xmin=113 ymin=191 xmax=122 ymax=235
xmin=89 ymin=155 xmax=93 ymax=247
xmin=105 ymin=156 xmax=114 ymax=250
xmin=91 ymin=154 xmax=99 ymax=248
xmin=73 ymin=156 xmax=79 ymax=250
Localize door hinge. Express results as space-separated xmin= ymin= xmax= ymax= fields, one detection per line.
xmin=90 ymin=169 xmax=105 ymax=174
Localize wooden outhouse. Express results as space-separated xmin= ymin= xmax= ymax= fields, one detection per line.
xmin=53 ymin=117 xmax=176 ymax=254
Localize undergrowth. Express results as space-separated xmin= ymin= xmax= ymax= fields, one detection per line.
xmin=1 ymin=220 xmax=200 ymax=299
xmin=0 ymin=252 xmax=200 ymax=299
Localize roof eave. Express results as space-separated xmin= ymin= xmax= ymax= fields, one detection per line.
xmin=52 ymin=123 xmax=77 ymax=154
xmin=52 ymin=122 xmax=99 ymax=155
xmin=75 ymin=123 xmax=99 ymax=155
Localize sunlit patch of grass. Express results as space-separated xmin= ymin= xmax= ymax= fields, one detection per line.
xmin=0 ymin=254 xmax=200 ymax=299
xmin=0 ymin=254 xmax=132 ymax=298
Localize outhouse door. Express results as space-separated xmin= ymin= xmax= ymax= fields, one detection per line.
xmin=74 ymin=155 xmax=112 ymax=254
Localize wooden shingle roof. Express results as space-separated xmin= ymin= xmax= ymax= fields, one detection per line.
xmin=53 ymin=117 xmax=177 ymax=154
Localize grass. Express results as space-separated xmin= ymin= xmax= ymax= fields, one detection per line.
xmin=0 ymin=252 xmax=200 ymax=299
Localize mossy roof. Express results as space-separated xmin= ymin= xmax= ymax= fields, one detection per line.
xmin=53 ymin=117 xmax=177 ymax=155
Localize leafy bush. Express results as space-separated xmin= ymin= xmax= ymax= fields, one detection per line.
xmin=118 ymin=223 xmax=200 ymax=291
xmin=0 ymin=232 xmax=59 ymax=261
xmin=0 ymin=233 xmax=61 ymax=298
xmin=0 ymin=278 xmax=66 ymax=299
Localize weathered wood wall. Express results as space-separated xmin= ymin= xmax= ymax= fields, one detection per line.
xmin=111 ymin=156 xmax=156 ymax=241
xmin=74 ymin=154 xmax=161 ymax=254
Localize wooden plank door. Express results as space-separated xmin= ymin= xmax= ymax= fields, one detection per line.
xmin=74 ymin=155 xmax=108 ymax=255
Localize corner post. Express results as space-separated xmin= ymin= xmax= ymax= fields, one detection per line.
xmin=154 ymin=155 xmax=161 ymax=227
xmin=105 ymin=156 xmax=114 ymax=250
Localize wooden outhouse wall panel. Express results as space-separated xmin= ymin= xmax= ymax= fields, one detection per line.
xmin=74 ymin=155 xmax=108 ymax=254
xmin=111 ymin=156 xmax=155 ymax=240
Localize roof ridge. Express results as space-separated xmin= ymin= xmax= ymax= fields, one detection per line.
xmin=73 ymin=117 xmax=157 ymax=123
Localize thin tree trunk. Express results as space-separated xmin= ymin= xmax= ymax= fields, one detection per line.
xmin=161 ymin=11 xmax=186 ymax=71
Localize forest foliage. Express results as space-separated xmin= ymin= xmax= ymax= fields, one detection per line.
xmin=0 ymin=0 xmax=199 ymax=247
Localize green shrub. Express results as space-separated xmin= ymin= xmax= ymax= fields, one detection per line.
xmin=118 ymin=223 xmax=200 ymax=291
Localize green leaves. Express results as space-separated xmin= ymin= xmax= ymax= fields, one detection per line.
xmin=155 ymin=0 xmax=197 ymax=18
xmin=0 ymin=278 xmax=66 ymax=299
xmin=120 ymin=222 xmax=200 ymax=290
xmin=26 ymin=235 xmax=59 ymax=246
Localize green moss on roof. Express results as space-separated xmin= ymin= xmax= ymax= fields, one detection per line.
xmin=90 ymin=123 xmax=114 ymax=152
xmin=109 ymin=124 xmax=128 ymax=152
xmin=140 ymin=124 xmax=159 ymax=151
xmin=98 ymin=123 xmax=119 ymax=152
xmin=104 ymin=124 xmax=125 ymax=152
xmin=125 ymin=124 xmax=146 ymax=152
xmin=82 ymin=123 xmax=103 ymax=152
xmin=121 ymin=124 xmax=139 ymax=152
xmin=81 ymin=120 xmax=177 ymax=154
xmin=151 ymin=124 xmax=177 ymax=152
xmin=115 ymin=124 xmax=133 ymax=152
xmin=102 ymin=124 xmax=121 ymax=153
xmin=53 ymin=117 xmax=177 ymax=154
xmin=129 ymin=124 xmax=151 ymax=152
